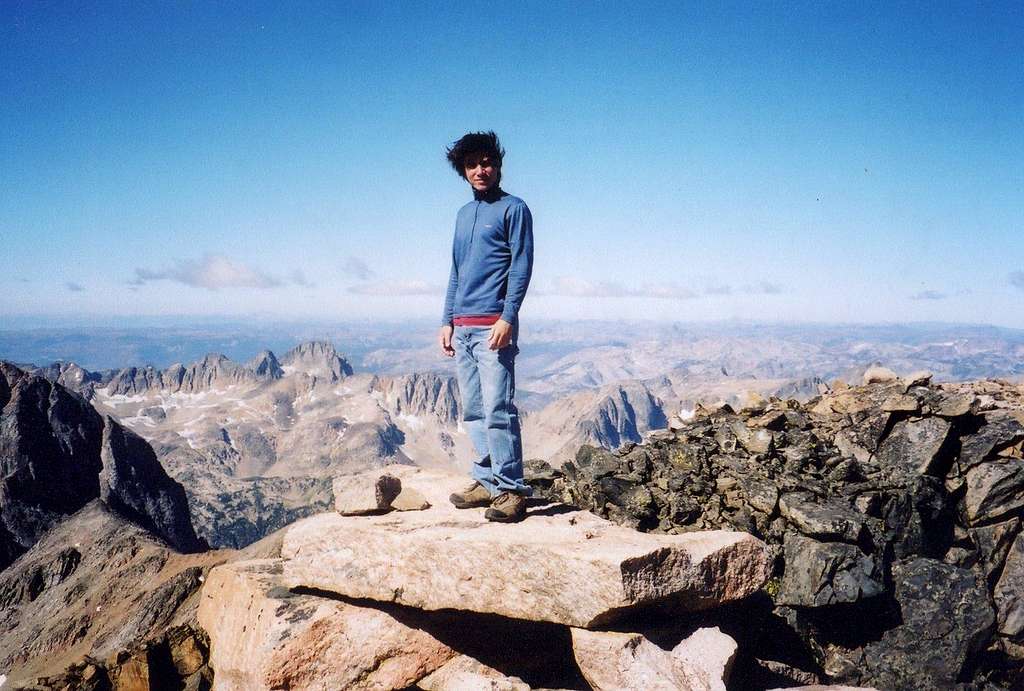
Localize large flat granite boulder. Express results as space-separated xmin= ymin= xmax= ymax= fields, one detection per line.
xmin=282 ymin=466 xmax=771 ymax=628
xmin=198 ymin=559 xmax=456 ymax=690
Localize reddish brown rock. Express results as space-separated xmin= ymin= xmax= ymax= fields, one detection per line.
xmin=198 ymin=559 xmax=457 ymax=690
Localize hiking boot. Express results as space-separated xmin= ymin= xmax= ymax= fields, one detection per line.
xmin=485 ymin=491 xmax=527 ymax=523
xmin=449 ymin=481 xmax=491 ymax=509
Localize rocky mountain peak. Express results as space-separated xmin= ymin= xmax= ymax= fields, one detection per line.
xmin=103 ymin=352 xmax=261 ymax=396
xmin=373 ymin=372 xmax=460 ymax=424
xmin=199 ymin=352 xmax=229 ymax=368
xmin=100 ymin=415 xmax=206 ymax=553
xmin=246 ymin=349 xmax=284 ymax=380
xmin=280 ymin=340 xmax=354 ymax=382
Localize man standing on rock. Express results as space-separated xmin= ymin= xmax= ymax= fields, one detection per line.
xmin=438 ymin=131 xmax=534 ymax=523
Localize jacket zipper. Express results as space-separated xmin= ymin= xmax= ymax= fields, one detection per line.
xmin=468 ymin=201 xmax=480 ymax=256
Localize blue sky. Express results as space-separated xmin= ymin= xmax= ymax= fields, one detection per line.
xmin=2 ymin=2 xmax=1022 ymax=327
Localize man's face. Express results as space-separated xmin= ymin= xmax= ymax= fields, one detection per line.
xmin=464 ymin=152 xmax=499 ymax=192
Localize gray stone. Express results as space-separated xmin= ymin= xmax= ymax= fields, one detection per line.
xmin=777 ymin=533 xmax=883 ymax=607
xmin=993 ymin=531 xmax=1024 ymax=637
xmin=862 ymin=366 xmax=898 ymax=385
xmin=284 ymin=468 xmax=772 ymax=628
xmin=858 ymin=559 xmax=994 ymax=690
xmin=198 ymin=558 xmax=457 ymax=690
xmin=779 ymin=494 xmax=865 ymax=543
xmin=571 ymin=627 xmax=736 ymax=691
xmin=928 ymin=392 xmax=977 ymax=418
xmin=905 ymin=370 xmax=934 ymax=388
xmin=730 ymin=421 xmax=774 ymax=454
xmin=958 ymin=411 xmax=1024 ymax=470
xmin=969 ymin=518 xmax=1020 ymax=584
xmin=738 ymin=475 xmax=779 ymax=515
xmin=833 ymin=413 xmax=890 ymax=461
xmin=880 ymin=394 xmax=919 ymax=413
xmin=874 ymin=417 xmax=950 ymax=475
xmin=391 ymin=486 xmax=431 ymax=512
xmin=418 ymin=656 xmax=531 ymax=691
xmin=964 ymin=456 xmax=1024 ymax=525
xmin=752 ymin=411 xmax=788 ymax=431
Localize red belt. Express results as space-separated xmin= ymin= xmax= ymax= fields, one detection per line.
xmin=453 ymin=314 xmax=501 ymax=326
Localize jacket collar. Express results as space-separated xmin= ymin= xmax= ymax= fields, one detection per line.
xmin=473 ymin=186 xmax=504 ymax=203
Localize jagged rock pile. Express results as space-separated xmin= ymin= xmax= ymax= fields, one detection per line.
xmin=199 ymin=465 xmax=787 ymax=690
xmin=533 ymin=372 xmax=1024 ymax=689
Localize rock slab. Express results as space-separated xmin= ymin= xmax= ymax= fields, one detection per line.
xmin=282 ymin=469 xmax=771 ymax=628
xmin=198 ymin=558 xmax=456 ymax=690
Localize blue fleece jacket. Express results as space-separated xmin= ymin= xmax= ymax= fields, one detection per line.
xmin=441 ymin=188 xmax=534 ymax=326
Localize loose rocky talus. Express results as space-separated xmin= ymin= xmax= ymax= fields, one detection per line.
xmin=542 ymin=375 xmax=1024 ymax=689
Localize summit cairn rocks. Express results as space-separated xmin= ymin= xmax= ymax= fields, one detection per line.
xmin=282 ymin=465 xmax=772 ymax=628
xmin=542 ymin=374 xmax=1024 ymax=689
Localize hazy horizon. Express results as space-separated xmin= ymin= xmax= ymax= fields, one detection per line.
xmin=3 ymin=317 xmax=1023 ymax=375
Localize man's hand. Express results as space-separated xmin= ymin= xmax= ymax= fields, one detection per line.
xmin=439 ymin=325 xmax=455 ymax=357
xmin=488 ymin=319 xmax=513 ymax=350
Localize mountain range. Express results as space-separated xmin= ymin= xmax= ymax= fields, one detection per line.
xmin=8 ymin=322 xmax=1024 ymax=548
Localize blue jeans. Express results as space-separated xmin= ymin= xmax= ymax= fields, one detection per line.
xmin=453 ymin=325 xmax=532 ymax=496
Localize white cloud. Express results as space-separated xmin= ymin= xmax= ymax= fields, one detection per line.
xmin=743 ymin=282 xmax=784 ymax=295
xmin=910 ymin=289 xmax=948 ymax=300
xmin=643 ymin=283 xmax=699 ymax=299
xmin=341 ymin=256 xmax=376 ymax=281
xmin=348 ymin=280 xmax=439 ymax=296
xmin=536 ymin=276 xmax=698 ymax=300
xmin=703 ymin=283 xmax=732 ymax=296
xmin=130 ymin=254 xmax=282 ymax=290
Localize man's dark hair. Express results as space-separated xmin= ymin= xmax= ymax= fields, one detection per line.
xmin=446 ymin=131 xmax=505 ymax=179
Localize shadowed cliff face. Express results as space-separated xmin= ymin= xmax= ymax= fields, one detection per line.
xmin=0 ymin=362 xmax=205 ymax=569
xmin=100 ymin=416 xmax=205 ymax=553
xmin=0 ymin=362 xmax=105 ymax=568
